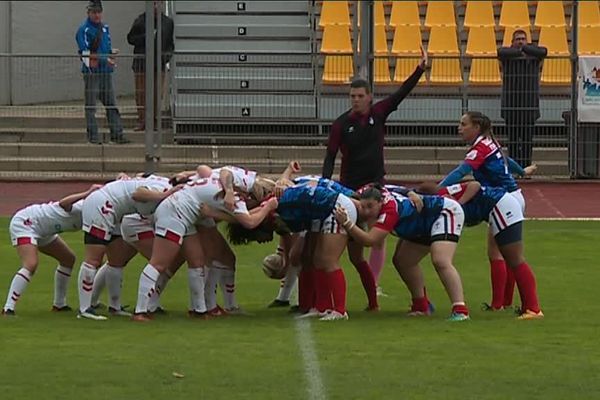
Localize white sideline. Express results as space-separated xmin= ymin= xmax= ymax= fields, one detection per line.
xmin=295 ymin=319 xmax=327 ymax=400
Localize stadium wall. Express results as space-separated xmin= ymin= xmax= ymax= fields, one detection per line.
xmin=0 ymin=0 xmax=144 ymax=105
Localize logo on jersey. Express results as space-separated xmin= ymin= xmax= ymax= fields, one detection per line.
xmin=369 ymin=117 xmax=374 ymax=125
xmin=377 ymin=213 xmax=386 ymax=224
xmin=23 ymin=218 xmax=32 ymax=226
xmin=466 ymin=150 xmax=478 ymax=160
xmin=348 ymin=126 xmax=354 ymax=133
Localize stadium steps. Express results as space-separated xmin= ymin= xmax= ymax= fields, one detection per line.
xmin=0 ymin=143 xmax=569 ymax=180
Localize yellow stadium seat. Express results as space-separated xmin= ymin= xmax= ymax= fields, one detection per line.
xmin=374 ymin=58 xmax=392 ymax=83
xmin=358 ymin=0 xmax=386 ymax=27
xmin=319 ymin=0 xmax=350 ymax=28
xmin=466 ymin=27 xmax=498 ymax=56
xmin=427 ymin=26 xmax=460 ymax=55
xmin=391 ymin=25 xmax=423 ymax=54
xmin=374 ymin=25 xmax=388 ymax=55
xmin=469 ymin=58 xmax=501 ymax=85
xmin=499 ymin=1 xmax=530 ymax=28
xmin=464 ymin=1 xmax=496 ymax=28
xmin=576 ymin=0 xmax=600 ymax=27
xmin=534 ymin=1 xmax=566 ymax=28
xmin=502 ymin=26 xmax=532 ymax=47
xmin=322 ymin=55 xmax=354 ymax=84
xmin=389 ymin=1 xmax=421 ymax=28
xmin=541 ymin=58 xmax=571 ymax=85
xmin=579 ymin=26 xmax=600 ymax=55
xmin=393 ymin=57 xmax=427 ymax=83
xmin=429 ymin=57 xmax=463 ymax=84
xmin=538 ymin=26 xmax=569 ymax=55
xmin=321 ymin=25 xmax=353 ymax=54
xmin=424 ymin=1 xmax=457 ymax=28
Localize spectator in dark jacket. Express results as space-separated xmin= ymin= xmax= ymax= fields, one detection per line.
xmin=127 ymin=0 xmax=175 ymax=131
xmin=497 ymin=29 xmax=547 ymax=168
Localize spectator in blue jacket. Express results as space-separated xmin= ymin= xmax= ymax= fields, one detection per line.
xmin=75 ymin=0 xmax=130 ymax=144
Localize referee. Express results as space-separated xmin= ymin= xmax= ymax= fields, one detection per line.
xmin=321 ymin=51 xmax=427 ymax=306
xmin=322 ymin=50 xmax=427 ymax=189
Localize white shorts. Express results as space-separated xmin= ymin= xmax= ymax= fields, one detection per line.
xmin=81 ymin=190 xmax=118 ymax=241
xmin=489 ymin=193 xmax=525 ymax=236
xmin=312 ymin=194 xmax=357 ymax=235
xmin=9 ymin=212 xmax=57 ymax=247
xmin=430 ymin=198 xmax=465 ymax=241
xmin=120 ymin=214 xmax=155 ymax=244
xmin=153 ymin=200 xmax=197 ymax=245
xmin=509 ymin=189 xmax=526 ymax=215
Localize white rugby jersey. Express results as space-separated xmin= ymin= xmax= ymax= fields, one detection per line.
xmin=166 ymin=176 xmax=248 ymax=226
xmin=15 ymin=199 xmax=84 ymax=236
xmin=211 ymin=166 xmax=257 ymax=193
xmin=99 ymin=175 xmax=172 ymax=218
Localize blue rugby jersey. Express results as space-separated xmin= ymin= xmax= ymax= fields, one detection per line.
xmin=464 ymin=135 xmax=518 ymax=192
xmin=439 ymin=183 xmax=506 ymax=226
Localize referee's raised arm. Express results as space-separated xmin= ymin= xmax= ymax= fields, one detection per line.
xmin=372 ymin=47 xmax=427 ymax=119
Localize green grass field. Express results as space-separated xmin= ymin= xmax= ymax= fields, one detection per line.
xmin=1 ymin=218 xmax=599 ymax=400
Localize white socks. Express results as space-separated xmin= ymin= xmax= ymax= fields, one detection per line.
xmin=188 ymin=267 xmax=207 ymax=313
xmin=218 ymin=264 xmax=237 ymax=310
xmin=276 ymin=264 xmax=300 ymax=302
xmin=4 ymin=268 xmax=32 ymax=312
xmin=91 ymin=262 xmax=109 ymax=307
xmin=135 ymin=264 xmax=160 ymax=314
xmin=106 ymin=265 xmax=124 ymax=310
xmin=148 ymin=270 xmax=172 ymax=312
xmin=78 ymin=262 xmax=98 ymax=313
xmin=204 ymin=264 xmax=222 ymax=311
xmin=54 ymin=265 xmax=72 ymax=308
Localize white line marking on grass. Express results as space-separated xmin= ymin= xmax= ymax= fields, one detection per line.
xmin=295 ymin=319 xmax=327 ymax=400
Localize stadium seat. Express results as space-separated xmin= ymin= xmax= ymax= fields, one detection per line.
xmin=427 ymin=26 xmax=460 ymax=55
xmin=374 ymin=58 xmax=392 ymax=83
xmin=534 ymin=1 xmax=566 ymax=28
xmin=429 ymin=57 xmax=463 ymax=84
xmin=391 ymin=25 xmax=423 ymax=54
xmin=469 ymin=58 xmax=501 ymax=85
xmin=424 ymin=1 xmax=457 ymax=28
xmin=322 ymin=55 xmax=354 ymax=84
xmin=318 ymin=0 xmax=350 ymax=28
xmin=499 ymin=1 xmax=530 ymax=28
xmin=541 ymin=58 xmax=571 ymax=85
xmin=466 ymin=27 xmax=498 ymax=56
xmin=373 ymin=25 xmax=391 ymax=83
xmin=579 ymin=26 xmax=600 ymax=55
xmin=538 ymin=26 xmax=569 ymax=55
xmin=575 ymin=0 xmax=600 ymax=27
xmin=502 ymin=26 xmax=532 ymax=47
xmin=320 ymin=25 xmax=353 ymax=54
xmin=389 ymin=1 xmax=421 ymax=28
xmin=463 ymin=1 xmax=496 ymax=28
xmin=393 ymin=57 xmax=427 ymax=83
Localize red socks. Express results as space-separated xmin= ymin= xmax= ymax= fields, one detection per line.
xmin=327 ymin=269 xmax=347 ymax=314
xmin=355 ymin=261 xmax=378 ymax=309
xmin=452 ymin=303 xmax=469 ymax=316
xmin=411 ymin=297 xmax=429 ymax=313
xmin=504 ymin=266 xmax=516 ymax=307
xmin=513 ymin=262 xmax=540 ymax=313
xmin=313 ymin=269 xmax=332 ymax=312
xmin=490 ymin=259 xmax=507 ymax=309
xmin=298 ymin=268 xmax=316 ymax=312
